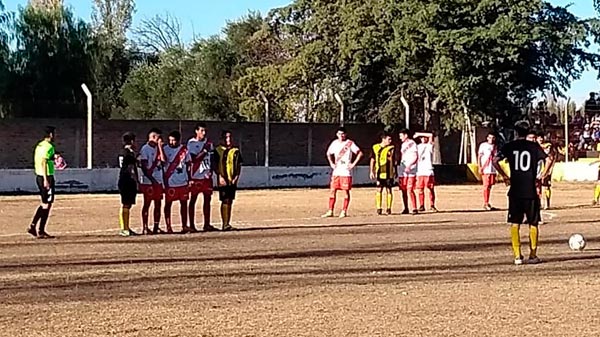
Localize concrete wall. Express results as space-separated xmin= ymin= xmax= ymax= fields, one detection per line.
xmin=0 ymin=119 xmax=467 ymax=169
xmin=0 ymin=166 xmax=373 ymax=194
xmin=2 ymin=162 xmax=596 ymax=194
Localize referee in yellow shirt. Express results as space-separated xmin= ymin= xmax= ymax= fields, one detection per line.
xmin=28 ymin=126 xmax=57 ymax=239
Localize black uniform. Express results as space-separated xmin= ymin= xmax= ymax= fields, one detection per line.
xmin=118 ymin=147 xmax=138 ymax=205
xmin=497 ymin=139 xmax=547 ymax=225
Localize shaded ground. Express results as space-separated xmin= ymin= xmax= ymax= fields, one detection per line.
xmin=1 ymin=183 xmax=599 ymax=336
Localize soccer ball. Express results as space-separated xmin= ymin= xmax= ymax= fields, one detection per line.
xmin=568 ymin=234 xmax=586 ymax=251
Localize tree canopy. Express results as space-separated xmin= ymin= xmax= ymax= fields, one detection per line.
xmin=0 ymin=0 xmax=599 ymax=129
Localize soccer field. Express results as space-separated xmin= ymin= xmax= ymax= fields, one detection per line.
xmin=1 ymin=183 xmax=600 ymax=337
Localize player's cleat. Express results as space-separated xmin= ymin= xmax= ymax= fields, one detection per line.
xmin=128 ymin=229 xmax=138 ymax=236
xmin=188 ymin=226 xmax=199 ymax=234
xmin=430 ymin=206 xmax=439 ymax=213
xmin=411 ymin=209 xmax=418 ymax=215
xmin=166 ymin=227 xmax=174 ymax=234
xmin=142 ymin=227 xmax=152 ymax=235
xmin=514 ymin=257 xmax=524 ymax=265
xmin=386 ymin=209 xmax=392 ymax=215
xmin=27 ymin=226 xmax=37 ymax=238
xmin=339 ymin=211 xmax=347 ymax=218
xmin=222 ymin=224 xmax=236 ymax=231
xmin=203 ymin=224 xmax=219 ymax=232
xmin=321 ymin=210 xmax=334 ymax=218
xmin=418 ymin=206 xmax=426 ymax=212
xmin=528 ymin=257 xmax=541 ymax=265
xmin=37 ymin=232 xmax=55 ymax=239
xmin=401 ymin=209 xmax=409 ymax=215
xmin=377 ymin=209 xmax=383 ymax=215
xmin=181 ymin=226 xmax=191 ymax=234
xmin=484 ymin=204 xmax=498 ymax=211
xmin=119 ymin=230 xmax=131 ymax=237
xmin=592 ymin=200 xmax=598 ymax=207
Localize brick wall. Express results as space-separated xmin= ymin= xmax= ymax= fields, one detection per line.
xmin=0 ymin=119 xmax=467 ymax=169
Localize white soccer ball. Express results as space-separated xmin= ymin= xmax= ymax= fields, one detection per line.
xmin=569 ymin=234 xmax=586 ymax=251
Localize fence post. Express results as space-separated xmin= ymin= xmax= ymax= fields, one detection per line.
xmin=307 ymin=125 xmax=313 ymax=166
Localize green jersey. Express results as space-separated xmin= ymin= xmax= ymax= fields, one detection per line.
xmin=34 ymin=140 xmax=55 ymax=176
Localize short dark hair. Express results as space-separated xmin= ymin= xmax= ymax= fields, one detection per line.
xmin=168 ymin=130 xmax=181 ymax=142
xmin=44 ymin=126 xmax=55 ymax=138
xmin=122 ymin=132 xmax=136 ymax=144
xmin=399 ymin=128 xmax=411 ymax=137
xmin=148 ymin=128 xmax=162 ymax=138
xmin=195 ymin=122 xmax=207 ymax=131
xmin=221 ymin=130 xmax=232 ymax=139
xmin=337 ymin=127 xmax=347 ymax=133
xmin=536 ymin=130 xmax=545 ymax=138
xmin=380 ymin=131 xmax=392 ymax=139
xmin=514 ymin=122 xmax=530 ymax=138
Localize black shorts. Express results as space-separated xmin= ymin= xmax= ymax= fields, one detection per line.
xmin=118 ymin=178 xmax=137 ymax=205
xmin=508 ymin=197 xmax=540 ymax=225
xmin=36 ymin=175 xmax=56 ymax=204
xmin=376 ymin=179 xmax=395 ymax=188
xmin=218 ymin=185 xmax=237 ymax=202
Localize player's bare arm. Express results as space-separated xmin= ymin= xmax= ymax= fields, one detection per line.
xmin=348 ymin=150 xmax=363 ymax=170
xmin=540 ymin=156 xmax=554 ymax=180
xmin=140 ymin=159 xmax=157 ymax=185
xmin=369 ymin=156 xmax=376 ymax=180
xmin=41 ymin=157 xmax=49 ymax=189
xmin=492 ymin=156 xmax=509 ymax=185
xmin=327 ymin=153 xmax=336 ymax=170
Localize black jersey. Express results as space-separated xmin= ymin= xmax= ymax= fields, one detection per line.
xmin=118 ymin=147 xmax=137 ymax=181
xmin=497 ymin=139 xmax=547 ymax=199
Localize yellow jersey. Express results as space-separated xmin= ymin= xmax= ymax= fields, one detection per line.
xmin=215 ymin=145 xmax=242 ymax=184
xmin=372 ymin=143 xmax=395 ymax=179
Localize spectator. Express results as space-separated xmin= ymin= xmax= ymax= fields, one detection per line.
xmin=54 ymin=152 xmax=67 ymax=170
xmin=594 ymin=127 xmax=600 ymax=142
xmin=573 ymin=112 xmax=584 ymax=128
xmin=579 ymin=124 xmax=594 ymax=150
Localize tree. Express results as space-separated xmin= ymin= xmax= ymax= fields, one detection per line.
xmin=132 ymin=12 xmax=182 ymax=54
xmin=91 ymin=0 xmax=136 ymax=118
xmin=8 ymin=4 xmax=96 ymax=117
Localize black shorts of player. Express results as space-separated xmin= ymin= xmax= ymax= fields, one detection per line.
xmin=36 ymin=175 xmax=56 ymax=204
xmin=376 ymin=178 xmax=395 ymax=188
xmin=218 ymin=185 xmax=237 ymax=202
xmin=118 ymin=178 xmax=137 ymax=205
xmin=508 ymin=197 xmax=541 ymax=226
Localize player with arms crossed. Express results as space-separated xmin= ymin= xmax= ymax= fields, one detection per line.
xmin=323 ymin=127 xmax=363 ymax=218
xmin=493 ymin=123 xmax=551 ymax=265
xmin=478 ymin=133 xmax=498 ymax=211
xmin=398 ymin=129 xmax=418 ymax=214
xmin=117 ymin=132 xmax=139 ymax=237
xmin=139 ymin=128 xmax=166 ymax=235
xmin=187 ymin=123 xmax=218 ymax=232
xmin=415 ymin=132 xmax=438 ymax=212
xmin=369 ymin=131 xmax=396 ymax=215
xmin=28 ymin=126 xmax=57 ymax=239
xmin=163 ymin=131 xmax=192 ymax=234
xmin=214 ymin=130 xmax=242 ymax=231
xmin=536 ymin=131 xmax=557 ymax=210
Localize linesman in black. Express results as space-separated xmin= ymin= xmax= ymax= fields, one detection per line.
xmin=493 ymin=122 xmax=552 ymax=265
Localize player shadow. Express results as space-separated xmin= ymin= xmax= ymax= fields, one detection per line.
xmin=234 ymin=219 xmax=455 ymax=232
xmin=434 ymin=209 xmax=505 ymax=214
xmin=541 ymin=254 xmax=600 ymax=264
xmin=549 ymin=204 xmax=594 ymax=211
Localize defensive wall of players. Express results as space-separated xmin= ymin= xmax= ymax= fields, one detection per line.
xmin=1 ymin=161 xmax=598 ymax=194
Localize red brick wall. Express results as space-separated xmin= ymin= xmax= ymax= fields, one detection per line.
xmin=0 ymin=119 xmax=463 ymax=168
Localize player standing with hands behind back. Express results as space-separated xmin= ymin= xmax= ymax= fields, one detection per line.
xmin=493 ymin=122 xmax=552 ymax=265
xmin=215 ymin=130 xmax=242 ymax=231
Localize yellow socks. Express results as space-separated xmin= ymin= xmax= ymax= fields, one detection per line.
xmin=386 ymin=190 xmax=393 ymax=210
xmin=376 ymin=192 xmax=382 ymax=210
xmin=594 ymin=185 xmax=600 ymax=202
xmin=221 ymin=203 xmax=231 ymax=226
xmin=119 ymin=207 xmax=130 ymax=231
xmin=529 ymin=225 xmax=539 ymax=258
xmin=510 ymin=224 xmax=521 ymax=259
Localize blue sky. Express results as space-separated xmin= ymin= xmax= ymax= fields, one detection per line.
xmin=4 ymin=0 xmax=599 ymax=106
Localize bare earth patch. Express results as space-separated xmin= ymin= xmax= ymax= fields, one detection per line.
xmin=1 ymin=183 xmax=599 ymax=336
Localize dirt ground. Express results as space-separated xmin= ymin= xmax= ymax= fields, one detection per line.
xmin=1 ymin=182 xmax=600 ymax=337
